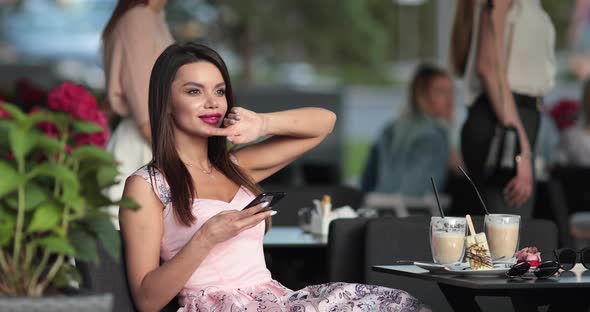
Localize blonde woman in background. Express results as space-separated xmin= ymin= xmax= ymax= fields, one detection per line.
xmin=102 ymin=0 xmax=174 ymax=227
xmin=361 ymin=63 xmax=455 ymax=196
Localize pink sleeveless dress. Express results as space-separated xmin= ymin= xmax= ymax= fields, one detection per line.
xmin=133 ymin=166 xmax=430 ymax=312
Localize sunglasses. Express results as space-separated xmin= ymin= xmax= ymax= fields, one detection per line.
xmin=506 ymin=261 xmax=560 ymax=279
xmin=553 ymin=247 xmax=590 ymax=270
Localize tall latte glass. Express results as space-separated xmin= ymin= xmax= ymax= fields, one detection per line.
xmin=484 ymin=214 xmax=520 ymax=260
xmin=430 ymin=217 xmax=467 ymax=265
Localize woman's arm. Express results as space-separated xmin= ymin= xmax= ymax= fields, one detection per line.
xmin=120 ymin=176 xmax=272 ymax=311
xmin=476 ymin=0 xmax=533 ymax=205
xmin=116 ymin=11 xmax=163 ymax=143
xmin=209 ymin=107 xmax=336 ymax=183
xmin=476 ymin=0 xmax=530 ymax=154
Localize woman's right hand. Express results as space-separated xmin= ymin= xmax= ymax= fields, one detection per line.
xmin=196 ymin=203 xmax=273 ymax=248
xmin=504 ymin=154 xmax=533 ymax=206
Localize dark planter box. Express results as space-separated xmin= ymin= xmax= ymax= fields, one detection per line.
xmin=0 ymin=291 xmax=113 ymax=312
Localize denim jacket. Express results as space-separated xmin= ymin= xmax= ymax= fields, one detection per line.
xmin=361 ymin=113 xmax=450 ymax=196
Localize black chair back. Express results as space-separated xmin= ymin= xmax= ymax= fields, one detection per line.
xmin=326 ymin=218 xmax=370 ymax=283
xmin=365 ymin=216 xmax=431 ymax=280
xmin=552 ymin=166 xmax=590 ymax=214
xmin=519 ymin=218 xmax=559 ymax=259
xmin=78 ymin=238 xmax=179 ymax=312
xmin=364 ymin=216 xmax=449 ymax=310
xmin=78 ymin=241 xmax=137 ymax=312
xmin=262 ymin=184 xmax=365 ymax=226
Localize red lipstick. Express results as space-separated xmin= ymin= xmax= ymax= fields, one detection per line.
xmin=199 ymin=113 xmax=222 ymax=125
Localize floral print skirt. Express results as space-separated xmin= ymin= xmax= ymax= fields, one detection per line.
xmin=178 ymin=280 xmax=431 ymax=312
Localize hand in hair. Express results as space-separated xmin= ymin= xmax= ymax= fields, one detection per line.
xmin=207 ymin=107 xmax=267 ymax=144
xmin=197 ymin=203 xmax=274 ymax=248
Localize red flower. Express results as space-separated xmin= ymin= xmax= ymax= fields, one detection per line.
xmin=549 ymin=99 xmax=580 ymax=131
xmin=74 ymin=132 xmax=108 ymax=148
xmin=30 ymin=108 xmax=60 ymax=139
xmin=515 ymin=246 xmax=541 ymax=268
xmin=48 ymin=82 xmax=97 ymax=117
xmin=0 ymin=97 xmax=9 ymax=119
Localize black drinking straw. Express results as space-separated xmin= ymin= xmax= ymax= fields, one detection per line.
xmin=458 ymin=166 xmax=490 ymax=215
xmin=430 ymin=176 xmax=445 ymax=218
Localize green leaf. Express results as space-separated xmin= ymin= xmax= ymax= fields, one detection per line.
xmin=0 ymin=160 xmax=25 ymax=197
xmin=118 ymin=196 xmax=140 ymax=210
xmin=0 ymin=207 xmax=16 ymax=246
xmin=1 ymin=103 xmax=26 ymax=122
xmin=45 ymin=112 xmax=69 ymax=134
xmin=5 ymin=182 xmax=48 ymax=211
xmin=36 ymin=236 xmax=76 ymax=256
xmin=71 ymin=146 xmax=115 ymax=164
xmin=9 ymin=125 xmax=36 ymax=161
xmin=96 ymin=166 xmax=119 ymax=188
xmin=66 ymin=195 xmax=86 ymax=216
xmin=28 ymin=111 xmax=56 ymax=124
xmin=72 ymin=120 xmax=102 ymax=134
xmin=87 ymin=217 xmax=120 ymax=261
xmin=27 ymin=201 xmax=62 ymax=233
xmin=28 ymin=163 xmax=79 ymax=193
xmin=51 ymin=263 xmax=81 ymax=289
xmin=35 ymin=134 xmax=65 ymax=155
xmin=0 ymin=120 xmax=16 ymax=145
xmin=69 ymin=229 xmax=97 ymax=263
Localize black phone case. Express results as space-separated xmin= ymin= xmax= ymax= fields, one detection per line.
xmin=244 ymin=191 xmax=286 ymax=209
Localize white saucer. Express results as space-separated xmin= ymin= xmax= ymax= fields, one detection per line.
xmin=414 ymin=261 xmax=510 ymax=276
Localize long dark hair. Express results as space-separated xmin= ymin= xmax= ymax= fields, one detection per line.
xmin=409 ymin=63 xmax=449 ymax=114
xmin=102 ymin=0 xmax=149 ymax=40
xmin=148 ymin=42 xmax=265 ymax=228
xmin=450 ymin=0 xmax=475 ymax=77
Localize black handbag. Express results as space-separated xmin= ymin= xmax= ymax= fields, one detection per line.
xmin=484 ymin=124 xmax=520 ymax=185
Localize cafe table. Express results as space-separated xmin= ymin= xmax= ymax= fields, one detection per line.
xmin=372 ymin=264 xmax=590 ymax=312
xmin=263 ymin=226 xmax=327 ymax=248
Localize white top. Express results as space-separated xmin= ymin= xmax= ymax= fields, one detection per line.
xmin=463 ymin=0 xmax=556 ymax=105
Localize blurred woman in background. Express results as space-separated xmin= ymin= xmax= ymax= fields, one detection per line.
xmin=102 ymin=0 xmax=174 ymax=226
xmin=361 ymin=63 xmax=455 ymax=196
xmin=451 ymin=0 xmax=555 ymax=217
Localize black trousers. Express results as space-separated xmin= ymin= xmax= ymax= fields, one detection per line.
xmin=460 ymin=92 xmax=540 ymax=218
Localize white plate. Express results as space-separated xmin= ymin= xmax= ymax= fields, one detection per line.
xmin=414 ymin=261 xmax=510 ymax=276
xmin=445 ymin=264 xmax=510 ymax=276
xmin=413 ymin=261 xmax=466 ymax=273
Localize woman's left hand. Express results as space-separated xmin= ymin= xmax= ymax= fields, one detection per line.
xmin=207 ymin=107 xmax=267 ymax=144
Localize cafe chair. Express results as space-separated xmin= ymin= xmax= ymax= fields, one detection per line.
xmin=364 ymin=216 xmax=431 ymax=281
xmin=519 ymin=218 xmax=559 ymax=258
xmin=364 ymin=216 xmax=451 ymax=310
xmin=551 ymin=166 xmax=590 ymax=215
xmin=326 ymin=218 xmax=370 ymax=283
xmin=78 ymin=236 xmax=179 ymax=312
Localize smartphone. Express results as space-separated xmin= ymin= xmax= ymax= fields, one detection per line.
xmin=244 ymin=191 xmax=286 ymax=210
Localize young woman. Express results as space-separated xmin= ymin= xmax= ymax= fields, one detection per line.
xmin=361 ymin=63 xmax=455 ymax=196
xmin=102 ymin=0 xmax=174 ymax=225
xmin=119 ymin=43 xmax=430 ymax=311
xmin=450 ymin=0 xmax=555 ymax=217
